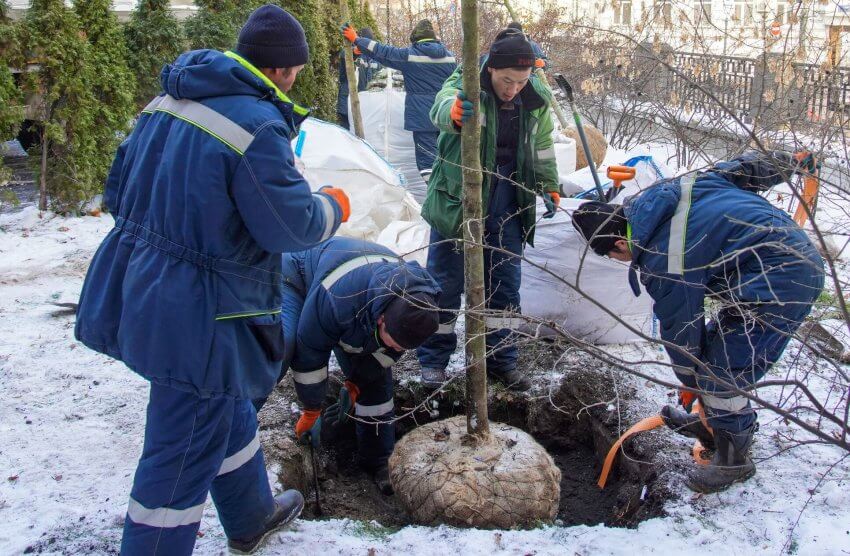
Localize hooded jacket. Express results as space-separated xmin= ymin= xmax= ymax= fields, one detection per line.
xmin=75 ymin=49 xmax=343 ymax=400
xmin=352 ymin=36 xmax=457 ymax=132
xmin=284 ymin=238 xmax=440 ymax=409
xmin=623 ymin=152 xmax=824 ymax=373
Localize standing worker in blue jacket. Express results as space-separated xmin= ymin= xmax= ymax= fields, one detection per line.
xmin=75 ymin=5 xmax=351 ymax=555
xmin=253 ymin=237 xmax=439 ymax=494
xmin=336 ymin=27 xmax=380 ymax=130
xmin=571 ymin=151 xmax=824 ymax=493
xmin=341 ymin=19 xmax=457 ymax=183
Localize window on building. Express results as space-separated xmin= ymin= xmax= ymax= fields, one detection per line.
xmin=777 ymin=0 xmax=795 ymax=25
xmin=654 ymin=0 xmax=672 ymax=26
xmin=733 ymin=0 xmax=754 ymax=22
xmin=614 ymin=0 xmax=633 ymax=25
xmin=694 ymin=0 xmax=712 ymax=25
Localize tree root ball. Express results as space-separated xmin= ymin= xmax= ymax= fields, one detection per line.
xmin=562 ymin=125 xmax=608 ymax=170
xmin=388 ymin=416 xmax=561 ymax=528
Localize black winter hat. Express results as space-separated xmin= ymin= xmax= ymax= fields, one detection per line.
xmin=487 ymin=28 xmax=535 ymax=69
xmin=571 ymin=201 xmax=629 ymax=256
xmin=383 ymin=293 xmax=439 ymax=350
xmin=507 ymin=21 xmax=523 ymax=32
xmin=235 ymin=4 xmax=309 ymax=69
xmin=359 ymin=27 xmax=375 ymax=41
xmin=410 ymin=19 xmax=437 ymax=43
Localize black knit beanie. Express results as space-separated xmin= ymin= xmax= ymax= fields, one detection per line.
xmin=571 ymin=202 xmax=629 ymax=256
xmin=235 ymin=4 xmax=309 ymax=69
xmin=383 ymin=293 xmax=439 ymax=350
xmin=507 ymin=21 xmax=523 ymax=32
xmin=359 ymin=27 xmax=375 ymax=41
xmin=410 ymin=19 xmax=437 ymax=43
xmin=487 ymin=28 xmax=535 ymax=69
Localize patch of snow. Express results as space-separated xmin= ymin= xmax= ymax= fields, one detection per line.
xmin=0 ymin=207 xmax=848 ymax=554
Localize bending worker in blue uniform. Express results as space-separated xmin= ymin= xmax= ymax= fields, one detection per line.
xmin=571 ymin=151 xmax=824 ymax=493
xmin=75 ymin=5 xmax=350 ymax=554
xmin=341 ymin=19 xmax=457 ymax=183
xmin=254 ymin=237 xmax=440 ymax=494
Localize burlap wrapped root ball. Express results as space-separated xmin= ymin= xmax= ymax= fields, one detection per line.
xmin=562 ymin=125 xmax=607 ymax=170
xmin=389 ymin=416 xmax=560 ymax=528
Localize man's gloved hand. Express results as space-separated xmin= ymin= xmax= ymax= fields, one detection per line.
xmin=542 ymin=191 xmax=560 ymax=218
xmin=319 ymin=186 xmax=351 ymax=223
xmin=678 ymin=388 xmax=697 ymax=413
xmin=353 ymin=46 xmax=362 ymax=56
xmin=450 ymin=92 xmax=474 ymax=127
xmin=323 ymin=381 xmax=360 ymax=427
xmin=295 ymin=409 xmax=322 ymax=448
xmin=340 ymin=22 xmax=358 ymax=43
xmin=535 ymin=58 xmax=546 ymax=69
xmin=793 ymin=150 xmax=819 ymax=174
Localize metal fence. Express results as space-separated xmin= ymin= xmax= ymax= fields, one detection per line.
xmin=669 ymin=52 xmax=755 ymax=119
xmin=793 ymin=63 xmax=850 ymax=124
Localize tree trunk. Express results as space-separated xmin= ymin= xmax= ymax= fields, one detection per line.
xmin=460 ymin=0 xmax=489 ymax=441
xmin=39 ymin=130 xmax=48 ymax=212
xmin=500 ymin=0 xmax=570 ymax=129
xmin=339 ymin=0 xmax=365 ymax=138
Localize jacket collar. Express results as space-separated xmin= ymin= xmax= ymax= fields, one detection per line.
xmin=224 ymin=51 xmax=310 ymax=128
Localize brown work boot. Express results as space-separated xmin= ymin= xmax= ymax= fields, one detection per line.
xmin=686 ymin=425 xmax=756 ymax=493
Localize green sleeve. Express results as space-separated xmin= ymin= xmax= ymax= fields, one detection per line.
xmin=533 ymin=92 xmax=559 ymax=194
xmin=430 ymin=67 xmax=463 ymax=135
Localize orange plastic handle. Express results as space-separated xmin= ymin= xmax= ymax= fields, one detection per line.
xmin=607 ymin=166 xmax=636 ymax=179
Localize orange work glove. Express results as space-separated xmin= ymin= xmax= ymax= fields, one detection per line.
xmin=343 ymin=380 xmax=360 ymax=406
xmin=341 ymin=23 xmax=358 ymax=43
xmin=678 ymin=388 xmax=697 ymax=413
xmin=319 ymin=186 xmax=350 ymax=223
xmin=353 ymin=46 xmax=362 ymax=55
xmin=792 ymin=150 xmax=818 ymax=174
xmin=295 ymin=409 xmax=322 ymax=439
xmin=535 ymin=58 xmax=546 ymax=69
xmin=450 ymin=92 xmax=474 ymax=127
xmin=542 ymin=191 xmax=560 ymax=218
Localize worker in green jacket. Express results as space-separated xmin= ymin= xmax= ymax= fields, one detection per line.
xmin=417 ymin=28 xmax=560 ymax=391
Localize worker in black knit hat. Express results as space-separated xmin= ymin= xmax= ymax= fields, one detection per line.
xmin=83 ymin=5 xmax=355 ymax=555
xmin=416 ymin=27 xmax=560 ymax=392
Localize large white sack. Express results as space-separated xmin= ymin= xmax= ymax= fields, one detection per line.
xmin=293 ymin=118 xmax=426 ymax=262
xmin=520 ymin=153 xmax=671 ymax=344
xmin=358 ymin=79 xmax=428 ymax=202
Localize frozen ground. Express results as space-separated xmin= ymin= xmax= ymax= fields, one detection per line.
xmin=1 ymin=204 xmax=849 ymax=555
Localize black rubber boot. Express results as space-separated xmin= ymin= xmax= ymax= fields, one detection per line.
xmin=227 ymin=490 xmax=305 ymax=554
xmin=686 ymin=425 xmax=756 ymax=494
xmin=660 ymin=405 xmax=716 ymax=451
xmin=421 ymin=367 xmax=447 ymax=389
xmin=488 ymin=369 xmax=531 ymax=392
xmin=373 ymin=465 xmax=394 ymax=496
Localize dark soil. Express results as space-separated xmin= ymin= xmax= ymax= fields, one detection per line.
xmin=259 ymin=343 xmax=674 ymax=530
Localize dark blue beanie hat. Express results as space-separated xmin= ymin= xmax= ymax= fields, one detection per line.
xmin=235 ymin=4 xmax=309 ymax=69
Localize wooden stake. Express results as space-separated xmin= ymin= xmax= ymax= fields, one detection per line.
xmin=340 ymin=0 xmax=365 ymax=138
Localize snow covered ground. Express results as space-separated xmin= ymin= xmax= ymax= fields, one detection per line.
xmin=1 ymin=205 xmax=849 ymax=555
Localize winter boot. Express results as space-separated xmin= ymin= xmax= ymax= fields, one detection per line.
xmin=421 ymin=367 xmax=447 ymax=389
xmin=660 ymin=405 xmax=715 ymax=451
xmin=373 ymin=465 xmax=394 ymax=496
xmin=488 ymin=369 xmax=531 ymax=392
xmin=227 ymin=490 xmax=305 ymax=554
xmin=686 ymin=425 xmax=756 ymax=493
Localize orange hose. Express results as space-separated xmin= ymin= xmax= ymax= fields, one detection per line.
xmin=793 ymin=175 xmax=819 ymax=227
xmin=597 ymin=415 xmax=664 ymax=489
